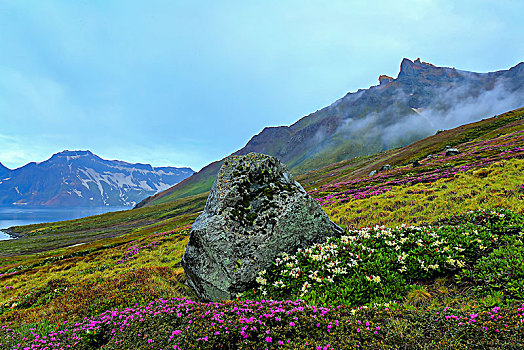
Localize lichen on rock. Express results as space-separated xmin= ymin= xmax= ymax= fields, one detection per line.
xmin=181 ymin=152 xmax=342 ymax=301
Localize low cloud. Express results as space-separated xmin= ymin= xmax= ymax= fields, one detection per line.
xmin=333 ymin=76 xmax=524 ymax=151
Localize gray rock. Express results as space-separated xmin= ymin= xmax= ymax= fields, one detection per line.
xmin=445 ymin=148 xmax=460 ymax=156
xmin=369 ymin=170 xmax=377 ymax=176
xmin=380 ymin=164 xmax=391 ymax=171
xmin=181 ymin=153 xmax=343 ymax=301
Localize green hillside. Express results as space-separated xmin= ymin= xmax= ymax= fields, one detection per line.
xmin=1 ymin=106 xmax=524 ymax=349
xmin=135 ymin=161 xmax=221 ymax=207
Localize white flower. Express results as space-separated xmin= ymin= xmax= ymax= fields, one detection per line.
xmin=290 ymin=267 xmax=301 ymax=278
xmin=273 ymin=280 xmax=286 ymax=288
xmin=300 ymin=281 xmax=311 ymax=295
xmin=256 ymin=276 xmax=267 ymax=285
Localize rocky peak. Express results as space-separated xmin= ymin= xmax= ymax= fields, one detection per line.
xmin=48 ymin=150 xmax=100 ymax=164
xmin=509 ymin=62 xmax=524 ymax=75
xmin=53 ymin=150 xmax=94 ymax=158
xmin=378 ymin=74 xmax=394 ymax=85
xmin=398 ymin=57 xmax=439 ymax=78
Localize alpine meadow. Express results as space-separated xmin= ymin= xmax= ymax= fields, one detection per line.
xmin=1 ymin=2 xmax=524 ymax=349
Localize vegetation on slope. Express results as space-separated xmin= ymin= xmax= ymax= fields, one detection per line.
xmin=0 ymin=107 xmax=524 ymax=348
xmin=0 ymin=193 xmax=206 ymax=257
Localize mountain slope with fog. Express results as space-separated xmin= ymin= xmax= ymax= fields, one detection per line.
xmin=0 ymin=150 xmax=194 ymax=207
xmin=137 ymin=58 xmax=524 ymax=207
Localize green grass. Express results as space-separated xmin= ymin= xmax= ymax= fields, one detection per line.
xmin=327 ymin=157 xmax=524 ymax=228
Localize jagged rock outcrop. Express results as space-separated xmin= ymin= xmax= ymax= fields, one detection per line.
xmin=378 ymin=75 xmax=394 ymax=85
xmin=181 ymin=153 xmax=343 ymax=301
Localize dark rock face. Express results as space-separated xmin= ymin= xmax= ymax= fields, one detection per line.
xmin=380 ymin=164 xmax=391 ymax=171
xmin=412 ymin=160 xmax=421 ymax=168
xmin=181 ymin=153 xmax=342 ymax=301
xmin=445 ymin=148 xmax=460 ymax=156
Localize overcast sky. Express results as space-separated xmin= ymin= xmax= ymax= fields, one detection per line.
xmin=1 ymin=0 xmax=523 ymax=171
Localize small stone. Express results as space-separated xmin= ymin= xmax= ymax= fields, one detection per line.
xmin=445 ymin=148 xmax=460 ymax=156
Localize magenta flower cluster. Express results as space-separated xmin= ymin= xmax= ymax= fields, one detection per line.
xmin=116 ymin=240 xmax=160 ymax=264
xmin=0 ymin=298 xmax=345 ymax=349
xmin=313 ymin=132 xmax=524 ymax=206
xmin=2 ymin=297 xmax=524 ymax=349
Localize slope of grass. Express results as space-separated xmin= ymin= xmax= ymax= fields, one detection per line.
xmin=136 ymin=161 xmax=221 ymax=207
xmin=0 ymin=193 xmax=206 ymax=257
xmin=0 ymin=107 xmax=524 ymax=348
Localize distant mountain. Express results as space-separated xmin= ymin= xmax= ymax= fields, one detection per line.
xmin=0 ymin=163 xmax=10 ymax=178
xmin=0 ymin=150 xmax=194 ymax=207
xmin=137 ymin=58 xmax=524 ymax=207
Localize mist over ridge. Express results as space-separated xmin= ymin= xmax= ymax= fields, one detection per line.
xmin=138 ymin=58 xmax=524 ymax=206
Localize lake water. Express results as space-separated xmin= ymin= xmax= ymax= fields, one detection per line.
xmin=0 ymin=206 xmax=130 ymax=240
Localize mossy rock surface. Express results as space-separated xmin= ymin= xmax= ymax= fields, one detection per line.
xmin=181 ymin=153 xmax=342 ymax=301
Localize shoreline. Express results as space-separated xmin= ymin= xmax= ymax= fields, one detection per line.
xmin=0 ymin=228 xmax=20 ymax=239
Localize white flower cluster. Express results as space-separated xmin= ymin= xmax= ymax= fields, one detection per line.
xmin=365 ymin=275 xmax=381 ymax=283
xmin=273 ymin=280 xmax=286 ymax=288
xmin=445 ymin=257 xmax=465 ymax=267
xmin=308 ymin=270 xmax=322 ymax=283
xmin=252 ymin=215 xmax=500 ymax=298
xmin=300 ymin=281 xmax=311 ymax=295
xmin=256 ymin=270 xmax=267 ymax=285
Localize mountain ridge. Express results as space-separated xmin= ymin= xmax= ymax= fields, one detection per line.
xmin=137 ymin=57 xmax=524 ymax=207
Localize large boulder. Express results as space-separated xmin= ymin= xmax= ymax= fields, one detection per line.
xmin=181 ymin=153 xmax=343 ymax=301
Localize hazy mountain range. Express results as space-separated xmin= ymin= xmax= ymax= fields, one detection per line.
xmin=0 ymin=150 xmax=193 ymax=207
xmin=137 ymin=57 xmax=524 ymax=207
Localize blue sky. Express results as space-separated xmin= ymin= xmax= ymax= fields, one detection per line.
xmin=1 ymin=1 xmax=523 ymax=171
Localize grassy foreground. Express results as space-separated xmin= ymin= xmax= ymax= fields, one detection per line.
xmin=0 ymin=107 xmax=524 ymax=349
